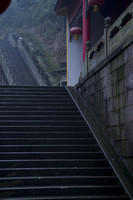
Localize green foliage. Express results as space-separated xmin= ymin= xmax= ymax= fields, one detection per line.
xmin=0 ymin=0 xmax=66 ymax=85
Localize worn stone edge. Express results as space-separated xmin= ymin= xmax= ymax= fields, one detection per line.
xmin=67 ymin=86 xmax=133 ymax=200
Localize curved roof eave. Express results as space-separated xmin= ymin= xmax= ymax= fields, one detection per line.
xmin=55 ymin=0 xmax=69 ymax=15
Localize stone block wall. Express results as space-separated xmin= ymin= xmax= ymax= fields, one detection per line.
xmin=0 ymin=64 xmax=8 ymax=85
xmin=0 ymin=50 xmax=14 ymax=85
xmin=76 ymin=42 xmax=133 ymax=174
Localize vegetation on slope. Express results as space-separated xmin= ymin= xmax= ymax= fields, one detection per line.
xmin=0 ymin=0 xmax=66 ymax=85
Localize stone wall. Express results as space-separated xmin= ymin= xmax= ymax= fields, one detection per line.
xmin=18 ymin=40 xmax=47 ymax=86
xmin=0 ymin=50 xmax=14 ymax=85
xmin=76 ymin=42 xmax=133 ymax=174
xmin=0 ymin=64 xmax=8 ymax=85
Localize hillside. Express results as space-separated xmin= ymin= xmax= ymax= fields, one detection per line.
xmin=0 ymin=0 xmax=66 ymax=85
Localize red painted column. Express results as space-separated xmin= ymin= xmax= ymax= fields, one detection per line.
xmin=83 ymin=0 xmax=90 ymax=61
xmin=126 ymin=0 xmax=130 ymax=8
xmin=86 ymin=12 xmax=90 ymax=42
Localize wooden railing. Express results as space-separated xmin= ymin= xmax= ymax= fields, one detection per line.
xmin=84 ymin=2 xmax=133 ymax=77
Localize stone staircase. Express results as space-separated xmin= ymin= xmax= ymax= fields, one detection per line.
xmin=0 ymin=40 xmax=37 ymax=85
xmin=0 ymin=86 xmax=131 ymax=199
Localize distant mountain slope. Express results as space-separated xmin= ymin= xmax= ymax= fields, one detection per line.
xmin=0 ymin=0 xmax=66 ymax=85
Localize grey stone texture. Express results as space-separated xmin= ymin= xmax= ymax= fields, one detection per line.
xmin=78 ymin=43 xmax=133 ymax=174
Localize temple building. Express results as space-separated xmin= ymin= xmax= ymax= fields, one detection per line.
xmin=55 ymin=0 xmax=133 ymax=176
xmin=55 ymin=0 xmax=132 ymax=86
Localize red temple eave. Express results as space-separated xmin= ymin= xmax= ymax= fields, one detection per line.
xmin=56 ymin=7 xmax=67 ymax=16
xmin=55 ymin=0 xmax=68 ymax=16
xmin=54 ymin=0 xmax=62 ymax=11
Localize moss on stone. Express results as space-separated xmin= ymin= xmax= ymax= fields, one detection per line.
xmin=120 ymin=140 xmax=128 ymax=157
xmin=118 ymin=64 xmax=125 ymax=81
